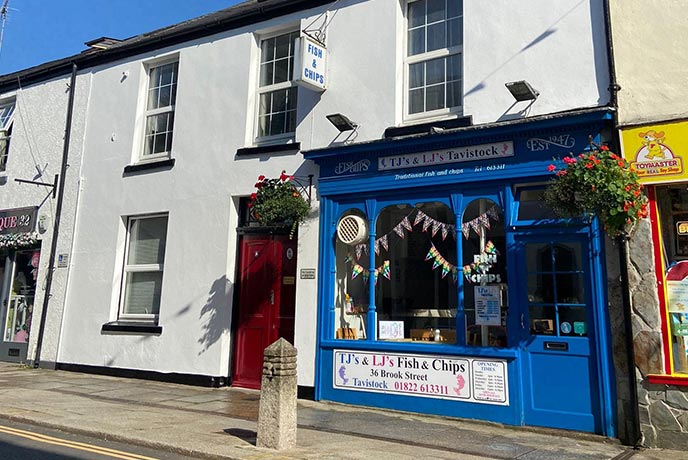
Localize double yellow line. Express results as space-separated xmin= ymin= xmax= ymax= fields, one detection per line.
xmin=0 ymin=424 xmax=160 ymax=460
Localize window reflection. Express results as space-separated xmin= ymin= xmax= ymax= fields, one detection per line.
xmin=334 ymin=209 xmax=368 ymax=340
xmin=375 ymin=202 xmax=457 ymax=343
xmin=462 ymin=199 xmax=507 ymax=347
xmin=525 ymin=241 xmax=587 ymax=337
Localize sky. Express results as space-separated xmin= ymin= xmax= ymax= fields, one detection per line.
xmin=0 ymin=0 xmax=243 ymax=75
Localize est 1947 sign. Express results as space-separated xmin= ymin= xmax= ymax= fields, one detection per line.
xmin=333 ymin=350 xmax=508 ymax=405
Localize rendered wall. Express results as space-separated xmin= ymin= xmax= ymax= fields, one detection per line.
xmin=609 ymin=0 xmax=688 ymax=126
xmin=0 ymin=72 xmax=89 ymax=366
xmin=50 ymin=0 xmax=610 ymax=385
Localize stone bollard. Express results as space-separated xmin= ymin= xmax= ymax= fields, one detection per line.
xmin=256 ymin=337 xmax=298 ymax=450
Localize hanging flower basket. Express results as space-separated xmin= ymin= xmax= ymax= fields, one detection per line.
xmin=544 ymin=142 xmax=648 ymax=236
xmin=0 ymin=231 xmax=40 ymax=250
xmin=250 ymin=171 xmax=310 ymax=238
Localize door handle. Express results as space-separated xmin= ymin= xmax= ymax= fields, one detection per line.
xmin=520 ymin=313 xmax=524 ymax=329
xmin=269 ymin=290 xmax=275 ymax=306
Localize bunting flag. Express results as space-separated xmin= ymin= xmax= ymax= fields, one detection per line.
xmin=373 ymin=260 xmax=391 ymax=285
xmin=431 ymin=220 xmax=441 ymax=237
xmin=414 ymin=210 xmax=427 ymax=226
xmin=424 ymin=244 xmax=458 ymax=284
xmin=401 ymin=216 xmax=413 ymax=231
xmin=374 ymin=239 xmax=380 ymax=255
xmin=422 ymin=217 xmax=432 ymax=233
xmin=355 ymin=244 xmax=364 ymax=260
xmin=351 ymin=262 xmax=365 ymax=279
xmin=441 ymin=225 xmax=449 ymax=241
xmin=346 ymin=255 xmax=390 ymax=286
xmin=393 ymin=224 xmax=405 ymax=238
xmin=380 ymin=234 xmax=389 ymax=251
xmin=462 ymin=205 xmax=501 ymax=239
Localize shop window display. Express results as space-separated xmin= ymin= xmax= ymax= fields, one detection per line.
xmin=461 ymin=199 xmax=507 ymax=347
xmin=656 ymin=185 xmax=688 ymax=375
xmin=333 ymin=203 xmax=458 ymax=343
xmin=375 ymin=203 xmax=457 ymax=343
xmin=3 ymin=250 xmax=39 ymax=343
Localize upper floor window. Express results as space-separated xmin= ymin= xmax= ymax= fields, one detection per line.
xmin=406 ymin=0 xmax=463 ymax=118
xmin=0 ymin=101 xmax=15 ymax=172
xmin=142 ymin=61 xmax=178 ymax=159
xmin=257 ymin=31 xmax=298 ymax=141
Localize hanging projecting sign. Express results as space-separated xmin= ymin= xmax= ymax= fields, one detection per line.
xmin=293 ymin=36 xmax=327 ymax=91
xmin=0 ymin=207 xmax=38 ymax=235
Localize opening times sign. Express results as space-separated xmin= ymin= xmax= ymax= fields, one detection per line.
xmin=333 ymin=350 xmax=508 ymax=406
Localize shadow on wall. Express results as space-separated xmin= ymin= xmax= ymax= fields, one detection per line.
xmin=198 ymin=275 xmax=233 ymax=354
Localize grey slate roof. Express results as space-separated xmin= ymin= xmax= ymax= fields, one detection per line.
xmin=0 ymin=0 xmax=334 ymax=90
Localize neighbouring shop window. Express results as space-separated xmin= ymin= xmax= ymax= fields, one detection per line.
xmin=405 ymin=0 xmax=463 ymax=118
xmin=375 ymin=202 xmax=457 ymax=343
xmin=2 ymin=249 xmax=39 ymax=343
xmin=120 ymin=214 xmax=168 ymax=321
xmin=0 ymin=100 xmax=15 ymax=172
xmin=257 ymin=31 xmax=298 ymax=140
xmin=462 ymin=199 xmax=507 ymax=347
xmin=334 ymin=209 xmax=369 ymax=340
xmin=656 ymin=185 xmax=688 ymax=375
xmin=525 ymin=241 xmax=587 ymax=338
xmin=142 ymin=60 xmax=178 ymax=159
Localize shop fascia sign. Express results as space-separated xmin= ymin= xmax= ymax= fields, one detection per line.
xmin=620 ymin=120 xmax=688 ymax=184
xmin=0 ymin=207 xmax=38 ymax=236
xmin=378 ymin=141 xmax=514 ymax=171
xmin=293 ymin=35 xmax=327 ymax=91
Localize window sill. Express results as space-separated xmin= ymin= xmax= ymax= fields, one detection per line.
xmin=236 ymin=142 xmax=300 ymax=157
xmin=123 ymin=158 xmax=175 ymax=175
xmin=647 ymin=374 xmax=688 ymax=386
xmin=101 ymin=321 xmax=162 ymax=335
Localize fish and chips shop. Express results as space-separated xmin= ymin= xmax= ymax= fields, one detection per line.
xmin=304 ymin=110 xmax=618 ymax=436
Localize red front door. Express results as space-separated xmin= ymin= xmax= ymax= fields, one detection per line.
xmin=232 ymin=234 xmax=297 ymax=389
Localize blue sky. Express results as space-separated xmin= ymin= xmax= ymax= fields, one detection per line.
xmin=0 ymin=0 xmax=242 ymax=75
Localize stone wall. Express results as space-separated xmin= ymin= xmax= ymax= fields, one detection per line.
xmin=606 ymin=218 xmax=688 ymax=448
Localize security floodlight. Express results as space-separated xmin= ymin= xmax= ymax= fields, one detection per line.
xmin=326 ymin=113 xmax=358 ymax=132
xmin=505 ymin=80 xmax=540 ymax=102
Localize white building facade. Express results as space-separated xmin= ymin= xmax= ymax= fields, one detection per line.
xmin=1 ymin=0 xmax=627 ymax=438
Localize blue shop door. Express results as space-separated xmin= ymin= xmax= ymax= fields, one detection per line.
xmin=515 ymin=235 xmax=601 ymax=433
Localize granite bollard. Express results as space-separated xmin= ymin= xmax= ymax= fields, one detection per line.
xmin=256 ymin=337 xmax=298 ymax=449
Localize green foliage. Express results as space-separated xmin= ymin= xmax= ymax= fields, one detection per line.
xmin=544 ymin=144 xmax=648 ymax=236
xmin=250 ymin=172 xmax=310 ymax=237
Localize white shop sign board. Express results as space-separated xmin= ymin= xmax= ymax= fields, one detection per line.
xmin=333 ymin=350 xmax=508 ymax=405
xmin=293 ymin=36 xmax=327 ymax=91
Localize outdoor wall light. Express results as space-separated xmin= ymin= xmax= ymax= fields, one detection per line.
xmin=326 ymin=113 xmax=358 ymax=132
xmin=505 ymin=80 xmax=540 ymax=102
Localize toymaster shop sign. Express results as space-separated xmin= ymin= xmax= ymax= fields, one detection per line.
xmin=333 ymin=350 xmax=509 ymax=405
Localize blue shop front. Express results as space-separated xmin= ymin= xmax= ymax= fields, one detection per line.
xmin=303 ymin=109 xmax=617 ymax=437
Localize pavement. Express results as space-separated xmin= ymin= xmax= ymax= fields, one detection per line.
xmin=0 ymin=363 xmax=684 ymax=460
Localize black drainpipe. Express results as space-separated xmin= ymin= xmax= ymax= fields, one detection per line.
xmin=33 ymin=62 xmax=78 ymax=369
xmin=617 ymin=233 xmax=642 ymax=447
xmin=602 ymin=0 xmax=642 ymax=447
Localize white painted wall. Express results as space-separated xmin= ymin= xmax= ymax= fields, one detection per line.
xmin=47 ymin=0 xmax=609 ymax=386
xmin=609 ymin=0 xmax=688 ymax=126
xmin=0 ymin=72 xmax=90 ymax=365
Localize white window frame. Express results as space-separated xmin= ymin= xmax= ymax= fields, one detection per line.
xmin=0 ymin=100 xmax=15 ymax=173
xmin=140 ymin=59 xmax=179 ymax=161
xmin=254 ymin=30 xmax=299 ymax=144
xmin=404 ymin=0 xmax=463 ymax=122
xmin=118 ymin=213 xmax=169 ymax=322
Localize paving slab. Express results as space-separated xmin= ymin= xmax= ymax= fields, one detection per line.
xmin=0 ymin=364 xmax=685 ymax=460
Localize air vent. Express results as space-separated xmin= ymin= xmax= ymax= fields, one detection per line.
xmin=337 ymin=215 xmax=368 ymax=245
